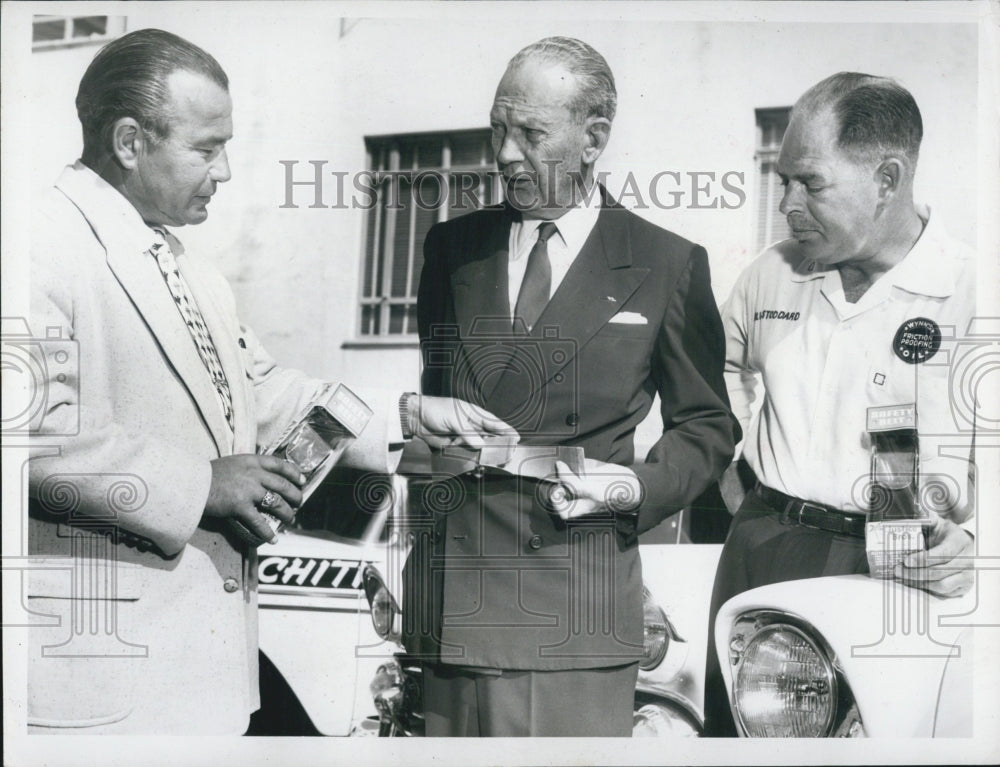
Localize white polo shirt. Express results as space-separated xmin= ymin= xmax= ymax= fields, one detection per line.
xmin=723 ymin=207 xmax=976 ymax=520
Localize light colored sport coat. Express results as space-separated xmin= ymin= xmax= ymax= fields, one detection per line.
xmin=26 ymin=162 xmax=396 ymax=733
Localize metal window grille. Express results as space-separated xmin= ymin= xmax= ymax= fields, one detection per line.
xmin=359 ymin=129 xmax=497 ymax=336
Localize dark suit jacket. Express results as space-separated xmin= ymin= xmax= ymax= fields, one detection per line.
xmin=403 ymin=191 xmax=738 ymax=670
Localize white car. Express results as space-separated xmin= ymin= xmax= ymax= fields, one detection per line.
xmin=248 ymin=467 xmax=400 ymax=736
xmin=361 ymin=499 xmax=724 ymax=737
xmin=631 ymin=534 xmax=722 ymax=736
xmin=253 ymin=467 xmax=973 ymax=740
xmin=248 ymin=463 xmax=726 ymax=736
xmin=714 ymin=574 xmax=976 ymax=737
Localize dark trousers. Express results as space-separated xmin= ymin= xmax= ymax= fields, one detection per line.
xmin=422 ymin=662 xmax=639 ymax=736
xmin=702 ymin=486 xmax=869 ymax=737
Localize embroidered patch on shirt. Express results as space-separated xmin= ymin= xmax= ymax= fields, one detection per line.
xmin=753 ymin=309 xmax=801 ymax=321
xmin=892 ymin=317 xmax=941 ymax=364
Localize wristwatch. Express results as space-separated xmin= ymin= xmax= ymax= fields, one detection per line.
xmin=399 ymin=392 xmax=417 ymax=440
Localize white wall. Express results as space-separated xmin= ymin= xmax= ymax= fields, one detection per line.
xmin=28 ymin=8 xmax=979 ymax=450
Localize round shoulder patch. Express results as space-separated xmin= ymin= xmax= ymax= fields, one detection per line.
xmin=893 ymin=317 xmax=941 ymax=364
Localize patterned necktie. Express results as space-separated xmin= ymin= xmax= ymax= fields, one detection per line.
xmin=513 ymin=221 xmax=558 ymax=332
xmin=150 ymin=229 xmax=235 ymax=432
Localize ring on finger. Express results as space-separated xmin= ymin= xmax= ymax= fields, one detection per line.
xmin=259 ymin=490 xmax=280 ymax=509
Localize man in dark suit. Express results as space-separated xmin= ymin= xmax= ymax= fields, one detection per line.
xmin=404 ymin=36 xmax=738 ymax=736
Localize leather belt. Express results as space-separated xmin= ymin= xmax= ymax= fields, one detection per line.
xmin=754 ymin=482 xmax=866 ymax=538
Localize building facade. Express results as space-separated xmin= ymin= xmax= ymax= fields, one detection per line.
xmin=28 ymin=8 xmax=979 ymax=453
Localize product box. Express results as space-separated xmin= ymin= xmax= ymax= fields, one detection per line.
xmin=257 ymin=383 xmax=373 ymax=535
xmin=865 ymin=403 xmax=929 ymax=578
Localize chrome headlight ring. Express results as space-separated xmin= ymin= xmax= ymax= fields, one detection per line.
xmin=640 ymin=585 xmax=685 ymax=671
xmin=640 ymin=586 xmax=669 ymax=670
xmin=727 ymin=610 xmax=864 ymax=738
xmin=362 ymin=564 xmax=401 ymax=642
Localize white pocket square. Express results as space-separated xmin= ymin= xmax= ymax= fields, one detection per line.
xmin=608 ymin=311 xmax=647 ymax=325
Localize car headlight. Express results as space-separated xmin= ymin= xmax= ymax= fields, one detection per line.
xmin=362 ymin=565 xmax=399 ymax=641
xmin=731 ymin=622 xmax=837 ymax=737
xmin=640 ymin=586 xmax=671 ymax=670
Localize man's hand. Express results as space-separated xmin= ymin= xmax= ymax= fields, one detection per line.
xmin=895 ymin=515 xmax=974 ymax=597
xmin=548 ymin=458 xmax=643 ymax=521
xmin=204 ymin=454 xmax=307 ymax=545
xmin=412 ymin=395 xmax=519 ymax=449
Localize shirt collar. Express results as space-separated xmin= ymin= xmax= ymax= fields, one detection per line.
xmin=54 ymin=160 xmax=180 ymax=256
xmin=789 ymin=205 xmax=957 ymax=298
xmin=879 ymin=206 xmax=956 ymax=298
xmin=513 ymin=191 xmax=602 ymax=257
xmin=788 ymin=249 xmax=827 ymax=282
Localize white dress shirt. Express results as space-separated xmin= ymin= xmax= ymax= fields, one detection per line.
xmin=507 ymin=194 xmax=601 ymax=318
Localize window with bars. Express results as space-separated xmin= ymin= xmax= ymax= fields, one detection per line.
xmin=754 ymin=107 xmax=792 ymax=252
xmin=32 ymin=15 xmax=125 ymax=50
xmin=358 ymin=129 xmax=499 ymax=337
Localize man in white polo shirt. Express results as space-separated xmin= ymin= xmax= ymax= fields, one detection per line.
xmin=704 ymin=72 xmax=977 ymax=736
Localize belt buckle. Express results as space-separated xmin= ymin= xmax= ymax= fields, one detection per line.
xmin=796 ymin=502 xmax=829 ymax=531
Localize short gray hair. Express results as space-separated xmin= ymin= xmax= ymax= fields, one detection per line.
xmin=794 ymin=71 xmax=922 ymax=165
xmin=506 ymin=36 xmax=617 ymax=123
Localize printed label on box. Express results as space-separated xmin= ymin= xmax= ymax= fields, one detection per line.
xmin=866 ymin=520 xmax=926 ymax=578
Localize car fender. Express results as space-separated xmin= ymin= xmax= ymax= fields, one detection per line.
xmin=257 ymin=530 xmax=389 ymax=735
xmin=932 ymin=626 xmax=975 ymax=737
xmin=715 ymin=574 xmax=975 ymax=736
xmin=636 ymin=537 xmax=723 ymax=728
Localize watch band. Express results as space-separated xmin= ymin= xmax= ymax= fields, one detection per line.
xmin=399 ymin=392 xmax=417 ymax=440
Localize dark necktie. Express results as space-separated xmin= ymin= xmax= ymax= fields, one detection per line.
xmin=513 ymin=221 xmax=558 ymax=332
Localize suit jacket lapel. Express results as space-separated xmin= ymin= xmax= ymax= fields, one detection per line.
xmin=449 ymin=208 xmax=518 ymax=402
xmin=534 ymin=203 xmax=649 ymax=347
xmin=483 ymin=199 xmax=650 ymax=417
xmin=103 ymin=239 xmax=233 ymax=456
xmin=55 ymin=165 xmax=233 ymax=455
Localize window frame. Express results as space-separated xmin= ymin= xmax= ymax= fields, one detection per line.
xmin=356 ymin=128 xmax=497 ymax=340
xmin=753 ymin=107 xmax=792 ymax=253
xmin=31 ymin=15 xmax=126 ymax=51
